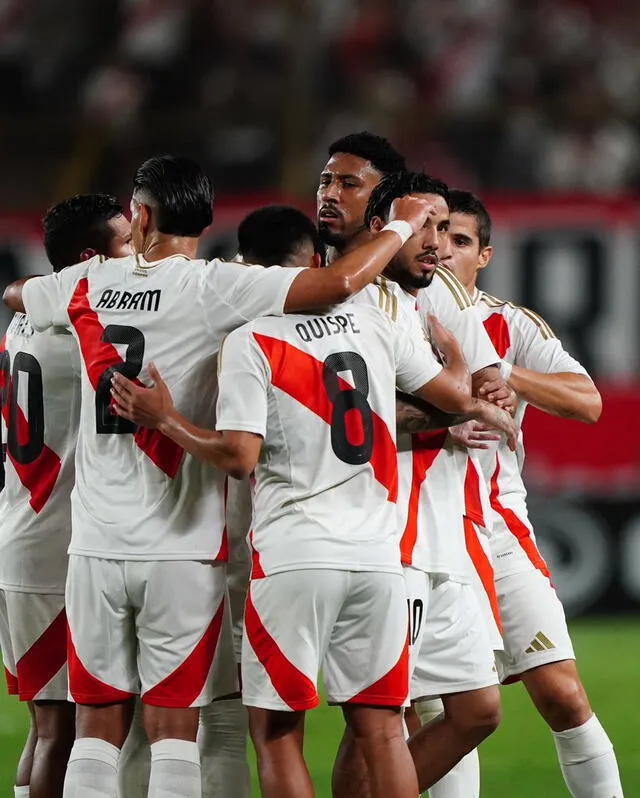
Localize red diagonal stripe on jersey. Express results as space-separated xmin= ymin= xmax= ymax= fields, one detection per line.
xmin=400 ymin=431 xmax=448 ymax=566
xmin=67 ymin=279 xmax=183 ymax=477
xmin=245 ymin=586 xmax=319 ymax=711
xmin=347 ymin=630 xmax=409 ymax=707
xmin=463 ymin=517 xmax=502 ymax=635
xmin=489 ymin=456 xmax=552 ymax=582
xmin=463 ymin=457 xmax=486 ymax=527
xmin=143 ymin=598 xmax=225 ymax=707
xmin=249 ymin=530 xmax=265 ymax=579
xmin=0 ymin=336 xmax=62 ymax=513
xmin=16 ymin=608 xmax=67 ymax=701
xmin=253 ymin=333 xmax=397 ymax=500
xmin=68 ymin=633 xmax=135 ymax=705
xmin=483 ymin=313 xmax=511 ymax=360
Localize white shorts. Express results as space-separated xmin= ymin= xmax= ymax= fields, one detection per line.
xmin=464 ymin=518 xmax=503 ymax=651
xmin=66 ymin=556 xmax=237 ymax=707
xmin=404 ymin=567 xmax=498 ymax=701
xmin=242 ymin=570 xmax=409 ymax=711
xmin=495 ymin=569 xmax=575 ymax=684
xmin=0 ymin=589 xmax=68 ymax=701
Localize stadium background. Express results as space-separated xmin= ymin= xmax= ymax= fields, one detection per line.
xmin=0 ymin=0 xmax=638 ymax=794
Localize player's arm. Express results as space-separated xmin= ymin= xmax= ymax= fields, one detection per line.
xmin=110 ymin=363 xmax=262 ymax=479
xmin=504 ymin=367 xmax=601 ymax=423
xmin=480 ymin=308 xmax=602 ymax=424
xmin=283 ymin=196 xmax=435 ymax=312
xmin=2 ymin=277 xmax=38 ymax=314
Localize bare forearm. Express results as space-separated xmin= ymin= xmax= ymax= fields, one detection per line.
xmin=284 ymin=231 xmax=403 ymax=311
xmin=396 ymin=393 xmax=469 ymax=434
xmin=471 ymin=364 xmax=501 ymax=397
xmin=509 ymin=367 xmax=601 ymax=423
xmin=158 ymin=410 xmax=244 ymax=474
xmin=2 ymin=277 xmax=33 ymax=313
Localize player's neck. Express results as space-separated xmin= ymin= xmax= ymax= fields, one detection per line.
xmin=140 ymin=235 xmax=199 ymax=263
xmin=466 ymin=276 xmax=479 ymax=299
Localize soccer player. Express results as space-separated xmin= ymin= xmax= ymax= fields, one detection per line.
xmin=199 ymin=205 xmax=325 ymax=798
xmin=108 ymin=273 xmax=514 ymax=798
xmin=2 ymin=155 xmax=438 ymax=798
xmin=0 ymin=194 xmax=132 ymax=798
xmin=236 ymin=204 xmax=325 ymax=269
xmin=443 ymin=188 xmax=624 ymax=798
xmin=318 ymin=138 xmax=510 ymax=796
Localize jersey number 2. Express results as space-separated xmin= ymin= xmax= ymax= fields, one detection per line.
xmin=322 ymin=351 xmax=374 ymax=465
xmin=95 ymin=325 xmax=145 ymax=434
xmin=0 ymin=350 xmax=45 ymax=465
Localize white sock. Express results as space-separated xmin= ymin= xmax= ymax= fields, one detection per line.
xmin=14 ymin=787 xmax=30 ymax=798
xmin=414 ymin=698 xmax=481 ymax=798
xmin=149 ymin=739 xmax=201 ymax=798
xmin=428 ymin=750 xmax=480 ymax=798
xmin=118 ymin=698 xmax=150 ymax=798
xmin=63 ymin=737 xmax=120 ymax=798
xmin=198 ymin=699 xmax=251 ymax=798
xmin=553 ymin=714 xmax=624 ymax=798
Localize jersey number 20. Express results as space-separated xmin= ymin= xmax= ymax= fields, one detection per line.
xmin=322 ymin=351 xmax=374 ymax=465
xmin=0 ymin=350 xmax=45 ymax=465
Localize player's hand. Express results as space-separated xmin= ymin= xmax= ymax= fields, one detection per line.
xmin=449 ymin=420 xmax=502 ymax=450
xmin=478 ymin=379 xmax=518 ymax=416
xmin=110 ymin=363 xmax=174 ymax=429
xmin=471 ymin=401 xmax=518 ymax=452
xmin=388 ymin=195 xmax=437 ymax=235
xmin=427 ymin=314 xmax=462 ymax=363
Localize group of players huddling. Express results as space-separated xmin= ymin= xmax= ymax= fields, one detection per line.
xmin=0 ymin=132 xmax=624 ymax=798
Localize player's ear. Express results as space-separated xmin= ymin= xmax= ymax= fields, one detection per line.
xmin=478 ymin=246 xmax=493 ymax=271
xmin=369 ymin=216 xmax=386 ymax=234
xmin=80 ymin=248 xmax=97 ymax=262
xmin=139 ymin=203 xmax=152 ymax=236
xmin=310 ymin=252 xmax=323 ymax=269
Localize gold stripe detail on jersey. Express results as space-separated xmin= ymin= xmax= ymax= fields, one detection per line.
xmin=376 ymin=277 xmax=398 ymax=320
xmin=434 ymin=266 xmax=473 ymax=310
xmin=478 ymin=291 xmax=556 ymax=340
xmin=520 ymin=307 xmax=555 ymax=340
xmin=217 ymin=335 xmax=229 ymax=376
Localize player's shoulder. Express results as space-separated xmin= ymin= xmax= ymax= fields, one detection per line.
xmin=429 ymin=266 xmax=474 ymax=310
xmin=477 ymin=291 xmax=555 ymax=340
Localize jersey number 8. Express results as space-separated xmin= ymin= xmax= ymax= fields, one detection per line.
xmin=322 ymin=351 xmax=374 ymax=465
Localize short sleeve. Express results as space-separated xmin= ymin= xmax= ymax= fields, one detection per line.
xmin=512 ymin=308 xmax=590 ymax=377
xmin=418 ymin=269 xmax=499 ymax=373
xmin=22 ymin=262 xmax=86 ymax=332
xmin=391 ymin=319 xmax=443 ymax=394
xmin=215 ymin=324 xmax=270 ymax=436
xmin=199 ymin=259 xmax=306 ymax=333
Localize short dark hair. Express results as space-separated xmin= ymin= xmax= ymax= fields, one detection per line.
xmin=447 ymin=189 xmax=492 ymax=249
xmin=42 ymin=194 xmax=124 ymax=271
xmin=328 ymin=132 xmax=406 ymax=176
xmin=365 ymin=171 xmax=449 ymax=228
xmin=238 ymin=205 xmax=324 ymax=267
xmin=133 ymin=155 xmax=213 ymax=237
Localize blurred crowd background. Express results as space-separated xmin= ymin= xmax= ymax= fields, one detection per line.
xmin=1 ymin=0 xmax=640 ymax=618
xmin=2 ymin=0 xmax=640 ymax=207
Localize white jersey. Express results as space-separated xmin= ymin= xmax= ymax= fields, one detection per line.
xmin=473 ymin=289 xmax=590 ymax=577
xmin=397 ymin=268 xmax=500 ymax=579
xmin=215 ymin=303 xmax=442 ymax=577
xmin=0 ymin=314 xmax=81 ymax=593
xmin=22 ymin=254 xmax=303 ymax=561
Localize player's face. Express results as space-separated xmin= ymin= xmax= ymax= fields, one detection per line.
xmin=317 ymin=154 xmax=382 ymax=247
xmin=383 ymin=193 xmax=450 ymax=291
xmin=105 ymin=214 xmax=133 ymax=258
xmin=442 ymin=212 xmax=491 ymax=290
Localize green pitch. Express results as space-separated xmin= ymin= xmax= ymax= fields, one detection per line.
xmin=0 ymin=618 xmax=637 ymax=796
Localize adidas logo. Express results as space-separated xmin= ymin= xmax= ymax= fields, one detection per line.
xmin=525 ymin=631 xmax=556 ymax=654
